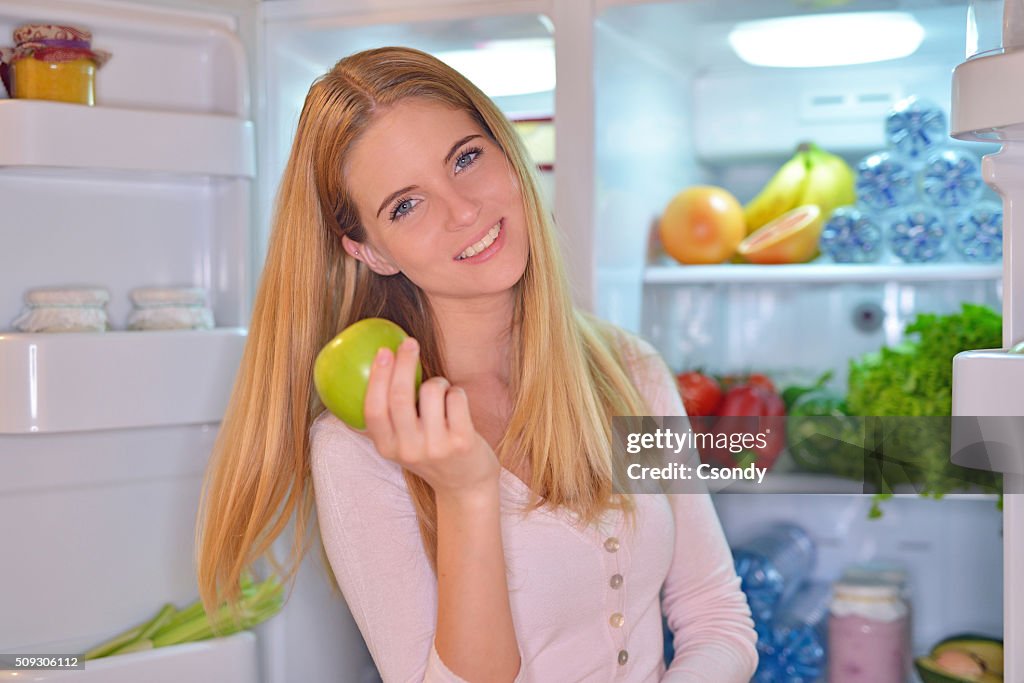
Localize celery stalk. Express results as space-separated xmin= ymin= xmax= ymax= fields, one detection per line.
xmin=83 ymin=624 xmax=145 ymax=660
xmin=139 ymin=604 xmax=176 ymax=640
xmin=83 ymin=602 xmax=174 ymax=660
xmin=86 ymin=575 xmax=285 ymax=657
xmin=108 ymin=638 xmax=154 ymax=656
xmin=158 ymin=599 xmax=205 ymax=632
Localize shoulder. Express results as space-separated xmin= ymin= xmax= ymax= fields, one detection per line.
xmin=601 ymin=323 xmax=670 ymax=388
xmin=597 ymin=322 xmax=685 ymax=417
xmin=309 ymin=410 xmax=405 ymax=490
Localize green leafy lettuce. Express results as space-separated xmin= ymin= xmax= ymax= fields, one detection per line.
xmin=846 ymin=303 xmax=1003 ymax=512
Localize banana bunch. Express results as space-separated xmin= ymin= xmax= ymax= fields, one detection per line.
xmin=744 ymin=143 xmax=856 ymax=234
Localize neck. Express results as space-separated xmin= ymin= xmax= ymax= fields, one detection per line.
xmin=428 ymin=291 xmax=515 ymax=387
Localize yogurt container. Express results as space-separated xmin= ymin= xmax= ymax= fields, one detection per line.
xmin=828 ymin=579 xmax=910 ymax=683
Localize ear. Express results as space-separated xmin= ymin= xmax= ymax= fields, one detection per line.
xmin=341 ymin=235 xmax=400 ymax=276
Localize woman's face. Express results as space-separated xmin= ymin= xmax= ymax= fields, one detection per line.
xmin=342 ymin=98 xmax=530 ymax=304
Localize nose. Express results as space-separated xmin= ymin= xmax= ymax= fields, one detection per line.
xmin=441 ymin=182 xmax=481 ymax=231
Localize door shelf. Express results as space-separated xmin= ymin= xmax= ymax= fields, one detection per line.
xmin=0 ymin=328 xmax=247 ymax=434
xmin=711 ymin=472 xmax=1001 ymax=500
xmin=0 ymin=100 xmax=254 ymax=177
xmin=0 ymin=632 xmax=259 ymax=683
xmin=644 ymin=263 xmax=1003 ymax=286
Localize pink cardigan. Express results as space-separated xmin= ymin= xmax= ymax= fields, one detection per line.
xmin=310 ymin=337 xmax=758 ymax=682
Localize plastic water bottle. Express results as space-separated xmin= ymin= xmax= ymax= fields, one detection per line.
xmin=819 ymin=206 xmax=884 ymax=263
xmin=856 ymin=151 xmax=916 ymax=211
xmin=753 ymin=582 xmax=831 ymax=683
xmin=732 ymin=523 xmax=816 ymax=624
xmin=952 ymin=201 xmax=1003 ymax=262
xmin=885 ymin=96 xmax=948 ymax=167
xmin=886 ymin=205 xmax=948 ymax=263
xmin=919 ymin=148 xmax=985 ymax=210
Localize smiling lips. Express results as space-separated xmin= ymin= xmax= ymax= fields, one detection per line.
xmin=455 ymin=219 xmax=503 ymax=261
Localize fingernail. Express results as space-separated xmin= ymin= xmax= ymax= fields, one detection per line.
xmin=403 ymin=337 xmax=419 ymax=352
xmin=375 ymin=348 xmax=391 ymax=366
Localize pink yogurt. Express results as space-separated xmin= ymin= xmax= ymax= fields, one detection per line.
xmin=829 ymin=612 xmax=909 ymax=682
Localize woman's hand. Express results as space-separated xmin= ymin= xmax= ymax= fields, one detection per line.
xmin=363 ymin=337 xmax=501 ymax=500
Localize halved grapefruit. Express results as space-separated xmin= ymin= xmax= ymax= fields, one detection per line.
xmin=737 ymin=204 xmax=823 ymax=264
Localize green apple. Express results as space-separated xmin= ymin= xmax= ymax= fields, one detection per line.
xmin=314 ymin=318 xmax=423 ymax=430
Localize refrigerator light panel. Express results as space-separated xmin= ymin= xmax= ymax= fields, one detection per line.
xmin=434 ymin=38 xmax=554 ymax=97
xmin=728 ymin=12 xmax=925 ymax=68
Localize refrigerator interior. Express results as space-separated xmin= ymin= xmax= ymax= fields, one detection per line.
xmin=592 ymin=0 xmax=1006 ymax=664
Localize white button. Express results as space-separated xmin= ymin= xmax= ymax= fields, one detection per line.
xmin=609 ymin=612 xmax=624 ymax=628
xmin=604 ymin=537 xmax=620 ymax=552
xmin=610 ymin=574 xmax=623 ymax=589
xmin=618 ymin=649 xmax=629 ymax=665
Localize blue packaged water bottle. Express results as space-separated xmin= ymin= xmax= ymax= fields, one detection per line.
xmin=819 ymin=206 xmax=883 ymax=263
xmin=856 ymin=151 xmax=916 ymax=211
xmin=919 ymin=147 xmax=985 ymax=210
xmin=753 ymin=582 xmax=831 ymax=683
xmin=953 ymin=201 xmax=1003 ymax=263
xmin=886 ymin=205 xmax=948 ymax=263
xmin=885 ymin=96 xmax=948 ymax=166
xmin=732 ymin=523 xmax=816 ymax=625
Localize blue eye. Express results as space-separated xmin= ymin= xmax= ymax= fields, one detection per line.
xmin=455 ymin=146 xmax=484 ymax=172
xmin=389 ymin=198 xmax=418 ymax=222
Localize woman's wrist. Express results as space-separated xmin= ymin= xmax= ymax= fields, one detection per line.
xmin=434 ymin=477 xmax=502 ymax=510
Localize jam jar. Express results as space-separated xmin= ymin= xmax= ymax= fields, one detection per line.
xmin=0 ymin=24 xmax=111 ymax=105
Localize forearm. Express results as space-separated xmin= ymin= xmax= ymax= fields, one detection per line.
xmin=434 ymin=483 xmax=521 ymax=682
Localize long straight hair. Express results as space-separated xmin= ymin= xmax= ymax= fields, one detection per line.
xmin=195 ymin=46 xmax=652 ymax=625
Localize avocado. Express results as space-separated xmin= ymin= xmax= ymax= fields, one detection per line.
xmin=915 ymin=656 xmax=1001 ymax=683
xmin=915 ymin=634 xmax=1004 ymax=683
xmin=932 ymin=635 xmax=1004 ymax=676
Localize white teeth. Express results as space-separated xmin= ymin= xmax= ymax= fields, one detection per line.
xmin=458 ymin=222 xmax=502 ymax=260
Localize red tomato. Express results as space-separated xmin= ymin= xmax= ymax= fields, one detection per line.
xmin=708 ymin=384 xmax=787 ymax=470
xmin=716 ymin=385 xmax=767 ymax=417
xmin=745 ymin=373 xmax=777 ymax=395
xmin=675 ymin=371 xmax=723 ymax=417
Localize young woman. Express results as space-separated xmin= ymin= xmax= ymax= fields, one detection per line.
xmin=195 ymin=46 xmax=757 ymax=682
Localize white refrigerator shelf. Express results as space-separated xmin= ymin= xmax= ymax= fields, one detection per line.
xmin=0 ymin=328 xmax=247 ymax=434
xmin=644 ymin=262 xmax=1003 ymax=285
xmin=0 ymin=100 xmax=255 ymax=177
xmin=712 ymin=471 xmax=1001 ymax=500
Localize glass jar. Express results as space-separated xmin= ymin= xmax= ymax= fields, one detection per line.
xmin=12 ymin=57 xmax=97 ymax=104
xmin=828 ymin=579 xmax=909 ymax=683
xmin=0 ymin=24 xmax=111 ymax=105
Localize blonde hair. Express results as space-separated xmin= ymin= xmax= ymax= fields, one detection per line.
xmin=195 ymin=46 xmax=652 ymax=627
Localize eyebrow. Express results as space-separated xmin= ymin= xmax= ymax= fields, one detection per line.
xmin=374 ymin=134 xmax=483 ymax=219
xmin=375 ymin=185 xmax=415 ymax=220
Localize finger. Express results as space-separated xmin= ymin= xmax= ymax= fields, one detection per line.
xmin=445 ymin=386 xmax=475 ymax=443
xmin=419 ymin=377 xmax=451 ymax=451
xmin=363 ymin=347 xmax=397 ymax=456
xmin=389 ymin=337 xmax=423 ymax=452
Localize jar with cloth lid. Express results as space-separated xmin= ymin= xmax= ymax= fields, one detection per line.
xmin=0 ymin=24 xmax=111 ymax=105
xmin=126 ymin=286 xmax=215 ymax=331
xmin=828 ymin=578 xmax=910 ymax=683
xmin=10 ymin=287 xmax=111 ymax=332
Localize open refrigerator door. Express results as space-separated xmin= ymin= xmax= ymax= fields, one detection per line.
xmin=0 ymin=0 xmax=376 ymax=681
xmin=950 ymin=0 xmax=1024 ymax=679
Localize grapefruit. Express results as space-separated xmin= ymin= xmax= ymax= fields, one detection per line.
xmin=737 ymin=204 xmax=823 ymax=264
xmin=658 ymin=186 xmax=746 ymax=265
